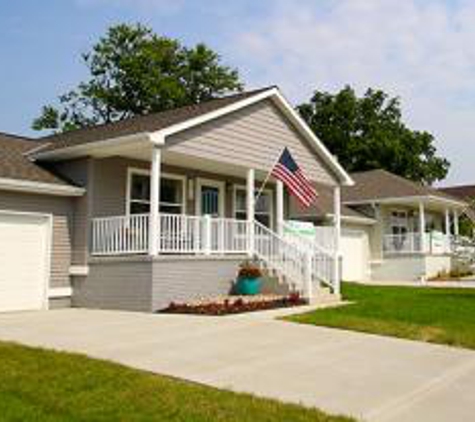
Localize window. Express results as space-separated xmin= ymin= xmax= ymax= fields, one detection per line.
xmin=128 ymin=169 xmax=185 ymax=215
xmin=390 ymin=210 xmax=408 ymax=235
xmin=234 ymin=186 xmax=272 ymax=228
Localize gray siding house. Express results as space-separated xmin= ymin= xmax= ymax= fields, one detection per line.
xmin=0 ymin=87 xmax=352 ymax=313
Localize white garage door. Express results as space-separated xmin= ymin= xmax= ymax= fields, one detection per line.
xmin=341 ymin=229 xmax=369 ymax=282
xmin=0 ymin=212 xmax=50 ymax=312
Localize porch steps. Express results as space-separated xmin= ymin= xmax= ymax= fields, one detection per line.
xmin=260 ymin=272 xmax=341 ymax=305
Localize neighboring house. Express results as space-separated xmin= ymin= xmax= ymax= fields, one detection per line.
xmin=292 ymin=169 xmax=468 ymax=282
xmin=0 ymin=86 xmax=352 ymax=313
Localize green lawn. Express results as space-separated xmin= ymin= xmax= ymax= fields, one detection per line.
xmin=0 ymin=341 xmax=353 ymax=422
xmin=288 ymin=283 xmax=475 ymax=349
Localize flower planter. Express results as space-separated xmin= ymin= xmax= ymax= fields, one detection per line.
xmin=235 ymin=277 xmax=262 ymax=295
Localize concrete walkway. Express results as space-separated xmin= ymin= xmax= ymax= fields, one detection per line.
xmin=0 ymin=309 xmax=474 ymax=421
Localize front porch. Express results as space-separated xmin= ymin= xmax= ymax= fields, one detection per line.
xmin=85 ymin=143 xmax=341 ymax=304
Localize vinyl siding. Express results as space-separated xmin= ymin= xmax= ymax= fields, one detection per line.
xmin=51 ymin=158 xmax=91 ymax=265
xmin=167 ymin=99 xmax=339 ymax=185
xmin=89 ymin=157 xmax=277 ymax=224
xmin=0 ymin=191 xmax=73 ymax=289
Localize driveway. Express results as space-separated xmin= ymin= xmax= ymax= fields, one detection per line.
xmin=0 ymin=309 xmax=475 ymax=422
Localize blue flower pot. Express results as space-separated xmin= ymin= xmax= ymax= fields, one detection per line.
xmin=236 ymin=277 xmax=261 ymax=295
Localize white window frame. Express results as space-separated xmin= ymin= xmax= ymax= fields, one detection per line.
xmin=233 ymin=184 xmax=274 ymax=228
xmin=389 ymin=209 xmax=409 ymax=235
xmin=126 ymin=167 xmax=187 ymax=216
xmin=195 ymin=178 xmax=225 ymax=216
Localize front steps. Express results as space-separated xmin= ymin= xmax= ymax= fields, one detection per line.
xmin=261 ymin=271 xmax=341 ymax=305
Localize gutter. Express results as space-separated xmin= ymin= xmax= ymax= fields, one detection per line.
xmin=0 ymin=177 xmax=85 ymax=197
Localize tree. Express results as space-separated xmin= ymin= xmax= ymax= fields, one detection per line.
xmin=33 ymin=23 xmax=243 ymax=132
xmin=297 ymin=86 xmax=449 ymax=184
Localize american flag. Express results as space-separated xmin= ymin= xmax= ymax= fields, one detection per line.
xmin=271 ymin=148 xmax=318 ymax=208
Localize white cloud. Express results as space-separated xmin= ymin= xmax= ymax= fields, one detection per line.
xmin=74 ymin=0 xmax=185 ymax=15
xmin=226 ymin=0 xmax=475 ymax=184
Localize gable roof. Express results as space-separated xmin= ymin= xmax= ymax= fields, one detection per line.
xmin=29 ymin=86 xmax=353 ymax=186
xmin=342 ymin=169 xmax=465 ymax=206
xmin=0 ymin=132 xmax=83 ymax=196
xmin=33 ymin=87 xmax=275 ymax=155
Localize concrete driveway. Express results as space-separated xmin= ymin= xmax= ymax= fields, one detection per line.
xmin=0 ymin=309 xmax=474 ymax=422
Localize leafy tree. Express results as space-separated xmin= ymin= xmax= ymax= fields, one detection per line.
xmin=297 ymin=86 xmax=449 ymax=184
xmin=33 ymin=23 xmax=243 ymax=132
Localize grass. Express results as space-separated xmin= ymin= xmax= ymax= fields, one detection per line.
xmin=287 ymin=283 xmax=475 ymax=349
xmin=0 ymin=341 xmax=354 ymax=422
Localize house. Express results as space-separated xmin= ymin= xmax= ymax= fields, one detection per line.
xmin=0 ymin=86 xmax=353 ymax=313
xmin=291 ymin=169 xmax=468 ymax=282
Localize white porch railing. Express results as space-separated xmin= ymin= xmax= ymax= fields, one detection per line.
xmin=92 ymin=213 xmax=250 ymax=256
xmin=91 ymin=213 xmax=338 ymax=294
xmin=255 ymin=221 xmax=336 ymax=293
xmin=383 ymin=232 xmax=453 ymax=255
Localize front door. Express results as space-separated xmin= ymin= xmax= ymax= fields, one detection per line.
xmin=196 ymin=178 xmax=225 ymax=217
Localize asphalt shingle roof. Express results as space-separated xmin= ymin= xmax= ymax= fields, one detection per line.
xmin=342 ymin=169 xmax=461 ymax=204
xmin=34 ymin=87 xmax=275 ymax=155
xmin=0 ymin=132 xmax=71 ymax=186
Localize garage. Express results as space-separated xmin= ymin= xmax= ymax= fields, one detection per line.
xmin=0 ymin=212 xmax=51 ymax=312
xmin=341 ymin=229 xmax=370 ymax=282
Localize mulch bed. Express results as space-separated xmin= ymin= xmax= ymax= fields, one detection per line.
xmin=159 ymin=293 xmax=306 ymax=316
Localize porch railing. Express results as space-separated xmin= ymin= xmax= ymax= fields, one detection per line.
xmin=383 ymin=232 xmax=453 ymax=255
xmin=91 ymin=213 xmax=250 ymax=256
xmin=91 ymin=213 xmax=338 ymax=295
xmin=254 ymin=221 xmax=336 ymax=294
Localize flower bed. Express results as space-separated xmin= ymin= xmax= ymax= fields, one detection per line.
xmin=159 ymin=293 xmax=306 ymax=316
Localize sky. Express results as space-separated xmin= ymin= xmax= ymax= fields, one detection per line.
xmin=0 ymin=0 xmax=474 ymax=186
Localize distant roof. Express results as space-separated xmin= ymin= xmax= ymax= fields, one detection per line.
xmin=342 ymin=169 xmax=464 ymax=204
xmin=439 ymin=185 xmax=475 ymax=202
xmin=0 ymin=132 xmax=71 ymax=186
xmin=289 ymin=182 xmax=375 ymax=223
xmin=33 ymin=87 xmax=275 ymax=155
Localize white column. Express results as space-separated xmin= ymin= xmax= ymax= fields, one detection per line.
xmin=333 ymin=186 xmax=341 ymax=295
xmin=445 ymin=208 xmax=451 ymax=254
xmin=445 ymin=208 xmax=451 ymax=235
xmin=149 ymin=146 xmax=161 ymax=256
xmin=246 ymin=169 xmax=255 ymax=256
xmin=419 ymin=202 xmax=426 ymax=253
xmin=276 ymin=180 xmax=284 ymax=237
xmin=454 ymin=210 xmax=460 ymax=237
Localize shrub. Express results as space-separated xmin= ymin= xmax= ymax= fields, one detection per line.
xmin=237 ymin=260 xmax=262 ymax=279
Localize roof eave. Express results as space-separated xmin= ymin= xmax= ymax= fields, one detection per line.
xmin=343 ymin=195 xmax=467 ymax=208
xmin=0 ymin=177 xmax=85 ymax=197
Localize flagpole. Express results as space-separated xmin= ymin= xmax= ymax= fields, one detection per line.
xmin=254 ymin=148 xmax=284 ymax=203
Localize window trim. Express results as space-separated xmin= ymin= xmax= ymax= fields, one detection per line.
xmin=125 ymin=167 xmax=187 ymax=216
xmin=232 ymin=184 xmax=274 ymax=228
xmin=195 ymin=177 xmax=225 ymax=216
xmin=389 ymin=209 xmax=409 ymax=235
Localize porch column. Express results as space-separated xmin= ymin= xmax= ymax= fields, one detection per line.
xmin=419 ymin=202 xmax=426 ymax=253
xmin=247 ymin=168 xmax=255 ymax=256
xmin=333 ymin=186 xmax=341 ymax=295
xmin=276 ymin=180 xmax=284 ymax=237
xmin=149 ymin=146 xmax=161 ymax=256
xmin=454 ymin=210 xmax=460 ymax=237
xmin=445 ymin=208 xmax=451 ymax=235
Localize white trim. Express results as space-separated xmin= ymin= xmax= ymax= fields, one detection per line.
xmin=48 ymin=287 xmax=72 ymax=298
xmin=0 ymin=177 xmax=85 ymax=197
xmin=0 ymin=209 xmax=52 ymax=311
xmin=30 ymin=132 xmax=151 ymax=161
xmin=344 ymin=195 xmax=467 ymax=208
xmin=125 ymin=167 xmax=187 ymax=216
xmin=195 ymin=177 xmax=225 ymax=216
xmin=69 ymin=265 xmax=89 ymax=276
xmin=158 ymin=88 xmax=353 ymax=186
xmin=328 ymin=213 xmax=376 ymax=225
xmin=232 ymin=184 xmax=274 ymax=229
